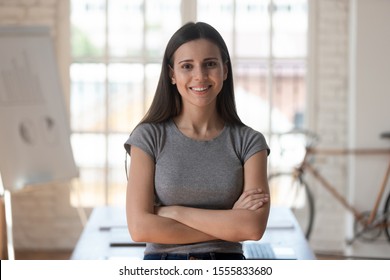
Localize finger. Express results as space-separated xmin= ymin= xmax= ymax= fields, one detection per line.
xmin=249 ymin=201 xmax=263 ymax=211
xmin=233 ymin=189 xmax=267 ymax=209
xmin=244 ymin=193 xmax=269 ymax=201
xmin=235 ymin=193 xmax=269 ymax=207
xmin=240 ymin=196 xmax=269 ymax=210
xmin=248 ymin=200 xmax=269 ymax=211
xmin=239 ymin=189 xmax=265 ymax=202
xmin=241 ymin=188 xmax=264 ymax=198
xmin=239 ymin=193 xmax=269 ymax=205
xmin=251 ymin=197 xmax=270 ymax=209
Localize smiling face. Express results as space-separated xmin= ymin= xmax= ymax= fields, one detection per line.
xmin=170 ymin=39 xmax=228 ymax=111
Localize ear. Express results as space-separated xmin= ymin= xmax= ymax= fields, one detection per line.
xmin=223 ymin=62 xmax=228 ymax=81
xmin=169 ymin=64 xmax=176 ymax=84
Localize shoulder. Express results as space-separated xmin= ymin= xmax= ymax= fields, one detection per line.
xmin=235 ymin=124 xmax=261 ymax=135
xmin=227 ymin=123 xmax=270 ymax=161
xmin=124 ymin=121 xmax=169 ymax=156
xmin=132 ymin=121 xmax=166 ymax=138
xmin=228 ymin=123 xmax=267 ymax=144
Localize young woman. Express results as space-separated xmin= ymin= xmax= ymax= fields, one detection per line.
xmin=124 ymin=22 xmax=270 ymax=260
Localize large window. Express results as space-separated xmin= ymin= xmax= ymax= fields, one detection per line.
xmin=70 ymin=0 xmax=308 ymax=207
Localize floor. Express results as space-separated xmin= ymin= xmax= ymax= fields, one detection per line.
xmin=345 ymin=239 xmax=390 ymax=259
xmin=14 ymin=249 xmax=72 ymax=260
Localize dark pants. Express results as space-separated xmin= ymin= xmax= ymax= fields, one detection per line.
xmin=144 ymin=252 xmax=246 ymax=260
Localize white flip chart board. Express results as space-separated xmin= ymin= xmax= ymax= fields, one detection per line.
xmin=0 ymin=26 xmax=78 ymax=191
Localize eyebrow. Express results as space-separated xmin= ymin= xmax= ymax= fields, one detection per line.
xmin=178 ymin=57 xmax=219 ymax=64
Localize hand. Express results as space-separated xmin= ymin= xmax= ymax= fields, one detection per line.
xmin=233 ymin=188 xmax=269 ymax=211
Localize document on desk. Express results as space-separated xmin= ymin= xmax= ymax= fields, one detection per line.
xmin=108 ymin=227 xmax=146 ymax=247
xmin=266 ymin=218 xmax=295 ymax=229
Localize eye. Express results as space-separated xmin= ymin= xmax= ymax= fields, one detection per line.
xmin=205 ymin=61 xmax=218 ymax=68
xmin=181 ymin=63 xmax=193 ymax=70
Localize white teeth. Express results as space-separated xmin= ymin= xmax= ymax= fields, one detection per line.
xmin=191 ymin=87 xmax=208 ymax=92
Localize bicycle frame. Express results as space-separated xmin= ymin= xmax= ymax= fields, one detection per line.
xmin=297 ymin=146 xmax=390 ymax=225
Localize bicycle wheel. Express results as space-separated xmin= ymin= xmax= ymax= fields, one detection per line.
xmin=268 ymin=172 xmax=315 ymax=239
xmin=384 ymin=191 xmax=390 ymax=242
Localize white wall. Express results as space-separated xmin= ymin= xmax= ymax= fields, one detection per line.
xmin=308 ymin=0 xmax=350 ymax=251
xmin=348 ymin=0 xmax=390 ymax=225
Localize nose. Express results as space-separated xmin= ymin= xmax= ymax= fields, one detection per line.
xmin=193 ymin=65 xmax=207 ymax=80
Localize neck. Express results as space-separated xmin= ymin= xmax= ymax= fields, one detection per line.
xmin=173 ymin=106 xmax=224 ymax=140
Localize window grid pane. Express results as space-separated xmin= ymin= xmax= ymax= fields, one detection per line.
xmin=197 ymin=0 xmax=234 ymax=51
xmin=271 ymin=59 xmax=306 ymax=132
xmin=235 ymin=0 xmax=270 ymax=57
xmin=235 ymin=61 xmax=269 ymax=132
xmin=108 ymin=0 xmax=144 ymax=58
xmin=71 ymin=0 xmax=106 ymax=58
xmin=273 ymin=0 xmax=308 ymax=57
xmin=108 ymin=63 xmax=144 ymax=132
xmin=70 ymin=64 xmax=106 ymax=132
xmin=146 ymin=0 xmax=181 ymax=58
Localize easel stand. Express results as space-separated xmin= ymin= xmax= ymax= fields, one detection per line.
xmin=0 ymin=188 xmax=15 ymax=260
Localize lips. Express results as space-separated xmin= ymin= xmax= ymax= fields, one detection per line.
xmin=189 ymin=85 xmax=211 ymax=93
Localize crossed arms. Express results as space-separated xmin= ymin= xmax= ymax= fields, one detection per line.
xmin=126 ymin=147 xmax=270 ymax=244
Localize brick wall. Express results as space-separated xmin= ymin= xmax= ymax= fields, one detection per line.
xmin=0 ymin=0 xmax=71 ymax=106
xmin=308 ymin=0 xmax=350 ymax=252
xmin=11 ymin=183 xmax=84 ymax=250
xmin=0 ymin=0 xmax=83 ymax=251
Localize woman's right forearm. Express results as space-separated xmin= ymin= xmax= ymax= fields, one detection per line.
xmin=128 ymin=212 xmax=217 ymax=244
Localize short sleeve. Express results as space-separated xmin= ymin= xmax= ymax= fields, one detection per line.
xmin=124 ymin=123 xmax=161 ymax=161
xmin=239 ymin=126 xmax=270 ymax=163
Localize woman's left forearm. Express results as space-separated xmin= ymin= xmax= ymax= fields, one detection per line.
xmin=157 ymin=205 xmax=269 ymax=242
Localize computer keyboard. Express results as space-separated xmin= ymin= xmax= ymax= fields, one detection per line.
xmin=245 ymin=243 xmax=277 ymax=259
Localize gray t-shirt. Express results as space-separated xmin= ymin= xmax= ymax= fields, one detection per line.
xmin=124 ymin=119 xmax=269 ymax=254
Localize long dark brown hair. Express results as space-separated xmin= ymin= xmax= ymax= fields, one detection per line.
xmin=140 ymin=22 xmax=243 ymax=126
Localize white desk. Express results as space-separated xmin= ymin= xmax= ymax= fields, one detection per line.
xmin=71 ymin=206 xmax=315 ymax=260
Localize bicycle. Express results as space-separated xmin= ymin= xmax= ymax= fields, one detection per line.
xmin=268 ymin=129 xmax=390 ymax=243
